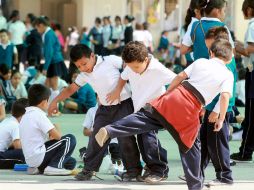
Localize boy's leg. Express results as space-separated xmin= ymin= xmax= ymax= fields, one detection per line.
xmin=207 ymin=114 xmax=233 ymax=184
xmin=38 ymin=134 xmax=76 ymax=172
xmin=105 ymin=110 xmax=164 ymax=140
xmin=200 ymin=111 xmax=210 ymax=178
xmin=180 ymin=138 xmax=203 ymax=190
xmin=82 ymin=99 xmax=136 ymax=175
xmin=0 ymin=149 xmax=25 ymax=162
xmin=137 ymin=131 xmax=168 ymax=178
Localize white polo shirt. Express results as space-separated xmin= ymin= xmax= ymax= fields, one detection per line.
xmin=121 ymin=56 xmax=176 ymax=112
xmin=8 ymin=20 xmax=26 ymax=45
xmin=20 ymin=106 xmax=54 ymax=167
xmin=75 ymin=55 xmax=131 ymax=106
xmin=184 ymin=58 xmax=234 ymax=106
xmin=0 ymin=116 xmax=19 ymax=152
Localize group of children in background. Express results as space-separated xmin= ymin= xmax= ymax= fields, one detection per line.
xmin=0 ymin=1 xmax=254 ymax=190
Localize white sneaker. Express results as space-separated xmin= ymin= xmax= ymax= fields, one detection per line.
xmin=27 ymin=167 xmax=40 ymax=175
xmin=43 ymin=166 xmax=72 ymax=176
xmin=208 ymin=179 xmax=233 ymax=186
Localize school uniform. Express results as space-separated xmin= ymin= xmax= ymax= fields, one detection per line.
xmin=19 ymin=106 xmax=76 ymax=172
xmin=120 ymin=56 xmax=176 ymax=177
xmin=0 ymin=116 xmax=25 ymax=166
xmin=200 ymin=58 xmax=236 ymax=184
xmin=124 ymin=24 xmax=133 ymax=45
xmin=42 ymin=27 xmax=67 ymax=80
xmin=75 ymin=55 xmax=142 ymax=173
xmin=186 ymin=17 xmax=234 ymax=61
xmin=236 ymin=18 xmax=254 ymax=159
xmin=25 ymin=28 xmax=42 ymax=66
xmin=7 ymin=81 xmax=28 ymax=99
xmin=83 ymin=104 xmax=121 ymax=162
xmin=0 ymin=41 xmax=17 ymax=69
xmin=105 ymin=58 xmax=234 ymax=190
xmin=88 ymin=26 xmax=103 ymax=55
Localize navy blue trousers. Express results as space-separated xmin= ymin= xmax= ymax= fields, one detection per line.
xmin=106 ymin=109 xmax=203 ymax=190
xmin=200 ymin=110 xmax=233 ymax=183
xmin=38 ymin=134 xmax=77 ymax=172
xmin=84 ymin=98 xmax=168 ymax=177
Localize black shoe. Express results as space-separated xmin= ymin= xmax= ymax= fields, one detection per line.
xmin=117 ymin=172 xmax=139 ymax=182
xmin=137 ymin=167 xmax=151 ymax=182
xmin=230 ymin=160 xmax=236 ymax=166
xmin=145 ymin=174 xmax=167 ymax=184
xmin=230 ymin=153 xmax=252 ymax=163
xmin=75 ymin=170 xmax=94 ymax=181
xmin=79 ymin=147 xmax=87 ymax=160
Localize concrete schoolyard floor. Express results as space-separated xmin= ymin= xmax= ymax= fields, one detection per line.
xmin=0 ymin=114 xmax=254 ymax=190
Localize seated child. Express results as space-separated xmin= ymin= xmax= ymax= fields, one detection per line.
xmin=7 ymin=71 xmax=28 ymax=99
xmin=19 ymin=84 xmax=77 ymax=175
xmin=0 ymin=98 xmax=29 ymax=169
xmin=64 ymin=70 xmax=96 ymax=113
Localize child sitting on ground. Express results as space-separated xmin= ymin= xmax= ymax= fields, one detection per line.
xmin=0 ymin=98 xmax=28 ymax=169
xmin=19 ymin=84 xmax=77 ymax=175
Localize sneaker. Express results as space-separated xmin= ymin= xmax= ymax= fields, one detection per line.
xmin=43 ymin=166 xmax=72 ymax=176
xmin=145 ymin=174 xmax=167 ymax=185
xmin=230 ymin=152 xmax=253 ymax=163
xmin=137 ymin=167 xmax=151 ymax=182
xmin=75 ymin=169 xmax=95 ymax=181
xmin=230 ymin=160 xmax=236 ymax=166
xmin=208 ymin=179 xmax=233 ymax=186
xmin=116 ymin=172 xmax=139 ymax=182
xmin=27 ymin=167 xmax=40 ymax=175
xmin=178 ymin=175 xmax=186 ymax=181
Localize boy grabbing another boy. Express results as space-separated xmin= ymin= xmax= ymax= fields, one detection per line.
xmin=20 ymin=84 xmax=76 ymax=175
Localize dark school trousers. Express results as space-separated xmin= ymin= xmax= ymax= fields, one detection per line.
xmin=200 ymin=110 xmax=233 ymax=183
xmin=106 ymin=109 xmax=203 ymax=190
xmin=0 ymin=149 xmax=25 ymax=162
xmin=238 ymin=69 xmax=254 ymax=158
xmin=38 ymin=134 xmax=77 ymax=172
xmin=84 ymin=98 xmax=168 ymax=177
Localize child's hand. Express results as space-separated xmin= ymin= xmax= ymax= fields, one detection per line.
xmin=106 ymin=90 xmax=120 ymax=105
xmin=48 ymin=100 xmax=58 ymax=117
xmin=214 ymin=119 xmax=224 ymax=132
xmin=208 ymin=111 xmax=219 ymax=123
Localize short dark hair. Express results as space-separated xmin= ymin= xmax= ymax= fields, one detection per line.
xmin=0 ymin=64 xmax=10 ymax=75
xmin=0 ymin=29 xmax=8 ymax=34
xmin=11 ymin=98 xmax=29 ymax=118
xmin=210 ymin=39 xmax=232 ymax=62
xmin=70 ymin=44 xmax=92 ymax=62
xmin=122 ymin=41 xmax=148 ymax=63
xmin=242 ymin=0 xmax=254 ymax=17
xmin=33 ymin=17 xmax=49 ymax=27
xmin=28 ymin=84 xmax=51 ymax=106
xmin=95 ymin=17 xmax=101 ymax=24
xmin=205 ymin=26 xmax=229 ymax=41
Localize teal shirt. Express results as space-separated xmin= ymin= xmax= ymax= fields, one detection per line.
xmin=43 ymin=28 xmax=64 ymax=70
xmin=206 ymin=57 xmax=237 ymax=112
xmin=191 ymin=20 xmax=224 ymax=60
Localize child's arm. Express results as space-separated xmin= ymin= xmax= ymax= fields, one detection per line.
xmin=180 ymin=45 xmax=192 ymax=55
xmin=12 ymin=139 xmax=22 ymax=149
xmin=106 ymin=77 xmax=127 ymax=104
xmin=48 ymin=83 xmax=80 ymax=116
xmin=48 ymin=128 xmax=61 ymax=140
xmin=214 ymin=92 xmax=230 ymax=132
xmin=167 ymin=71 xmax=188 ymax=92
xmin=0 ymin=103 xmax=6 ymax=121
xmin=83 ymin=128 xmax=92 ymax=136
